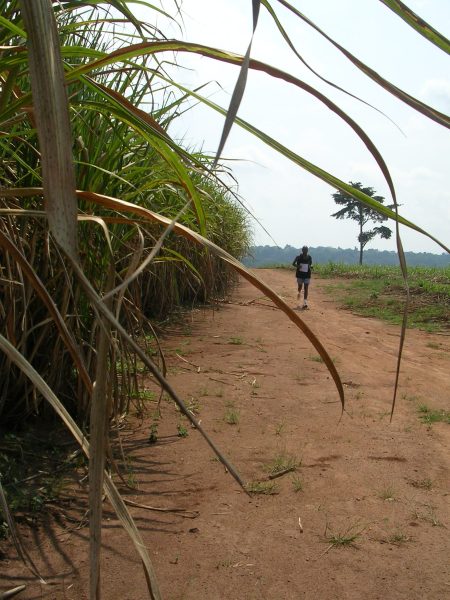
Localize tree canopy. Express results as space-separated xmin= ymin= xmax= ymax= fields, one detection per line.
xmin=331 ymin=182 xmax=393 ymax=264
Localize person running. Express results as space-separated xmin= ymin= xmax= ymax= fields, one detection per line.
xmin=292 ymin=246 xmax=312 ymax=309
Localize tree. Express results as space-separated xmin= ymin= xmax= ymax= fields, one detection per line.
xmin=331 ymin=182 xmax=393 ymax=265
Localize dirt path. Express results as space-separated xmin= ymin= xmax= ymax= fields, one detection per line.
xmin=2 ymin=269 xmax=450 ymax=599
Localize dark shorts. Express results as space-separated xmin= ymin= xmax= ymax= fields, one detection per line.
xmin=297 ymin=277 xmax=311 ymax=285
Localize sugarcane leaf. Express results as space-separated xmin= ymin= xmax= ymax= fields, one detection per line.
xmin=379 ymin=0 xmax=450 ymax=54
xmin=20 ymin=0 xmax=79 ymax=260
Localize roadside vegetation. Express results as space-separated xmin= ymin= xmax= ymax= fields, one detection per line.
xmin=315 ymin=264 xmax=449 ymax=333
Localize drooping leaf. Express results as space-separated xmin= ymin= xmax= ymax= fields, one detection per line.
xmin=20 ymin=0 xmax=79 ymax=260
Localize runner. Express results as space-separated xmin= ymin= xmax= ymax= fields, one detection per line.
xmin=292 ymin=246 xmax=312 ymax=309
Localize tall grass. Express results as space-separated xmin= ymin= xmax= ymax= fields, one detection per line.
xmin=0 ymin=5 xmax=251 ymax=422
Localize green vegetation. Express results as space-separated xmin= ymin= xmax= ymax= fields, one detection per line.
xmin=245 ymin=481 xmax=278 ymax=495
xmin=264 ymin=453 xmax=299 ymax=477
xmin=309 ymin=354 xmax=325 ymax=363
xmin=323 ymin=523 xmax=363 ymax=549
xmin=291 ymin=476 xmax=304 ymax=493
xmin=0 ymin=429 xmax=82 ymax=535
xmin=378 ymin=485 xmax=397 ymax=501
xmin=388 ymin=531 xmax=411 ymax=545
xmin=418 ymin=405 xmax=450 ymax=425
xmin=316 ymin=264 xmax=449 ymax=333
xmin=224 ymin=403 xmax=240 ymax=425
xmin=148 ymin=423 xmax=159 ymax=445
xmin=177 ymin=424 xmax=189 ymax=438
xmin=331 ymin=182 xmax=392 ymax=265
xmin=274 ymin=422 xmax=285 ymax=436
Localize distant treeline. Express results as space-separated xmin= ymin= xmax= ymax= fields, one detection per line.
xmin=243 ymin=245 xmax=450 ymax=267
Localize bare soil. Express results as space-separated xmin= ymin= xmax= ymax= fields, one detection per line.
xmin=2 ymin=269 xmax=450 ymax=600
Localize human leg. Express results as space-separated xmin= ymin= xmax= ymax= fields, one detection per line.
xmin=303 ymin=280 xmax=310 ymax=307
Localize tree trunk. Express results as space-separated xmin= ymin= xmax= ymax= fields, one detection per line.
xmin=359 ymin=222 xmax=363 ymax=265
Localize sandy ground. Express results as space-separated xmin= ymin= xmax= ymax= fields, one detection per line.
xmin=2 ymin=269 xmax=449 ymax=600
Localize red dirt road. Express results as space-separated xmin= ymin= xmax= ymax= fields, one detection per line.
xmin=2 ymin=269 xmax=449 ymax=599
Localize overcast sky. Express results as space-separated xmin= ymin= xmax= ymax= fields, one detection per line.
xmin=147 ymin=1 xmax=450 ymax=254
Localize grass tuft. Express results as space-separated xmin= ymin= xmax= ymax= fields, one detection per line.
xmin=323 ymin=522 xmax=364 ymax=550
xmin=417 ymin=405 xmax=450 ymax=425
xmin=264 ymin=453 xmax=299 ymax=477
xmin=245 ymin=481 xmax=279 ymax=495
xmin=291 ymin=475 xmax=303 ymax=493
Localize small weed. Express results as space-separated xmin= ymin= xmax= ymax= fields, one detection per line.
xmin=188 ymin=397 xmax=201 ymax=415
xmin=131 ymin=389 xmax=156 ymax=402
xmin=379 ymin=486 xmax=396 ymax=501
xmin=177 ymin=424 xmax=189 ymax=438
xmin=126 ymin=470 xmax=138 ymax=490
xmin=245 ymin=481 xmax=278 ymax=495
xmin=417 ymin=405 xmax=450 ymax=425
xmin=133 ymin=360 xmax=146 ymax=374
xmin=422 ymin=506 xmax=443 ymax=527
xmin=291 ymin=476 xmax=303 ymax=493
xmin=388 ymin=531 xmax=411 ymax=545
xmin=148 ymin=422 xmax=158 ymax=444
xmin=224 ymin=408 xmax=239 ymax=425
xmin=323 ymin=522 xmax=363 ymax=550
xmin=228 ymin=337 xmax=243 ymax=345
xmin=412 ymin=504 xmax=442 ymax=527
xmin=264 ymin=453 xmax=299 ymax=476
xmin=274 ymin=422 xmax=285 ymax=436
xmin=308 ymin=355 xmax=324 ymax=363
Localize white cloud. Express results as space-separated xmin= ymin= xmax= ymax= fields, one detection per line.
xmin=420 ymin=79 xmax=450 ymax=113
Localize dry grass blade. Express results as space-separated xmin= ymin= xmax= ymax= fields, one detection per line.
xmin=0 ymin=481 xmax=43 ymax=582
xmin=0 ymin=333 xmax=162 ymax=600
xmin=20 ymin=0 xmax=79 ymax=261
xmin=0 ymin=586 xmax=27 ymax=600
xmin=89 ymin=265 xmax=114 ymax=600
xmin=0 ymin=228 xmax=92 ymax=392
